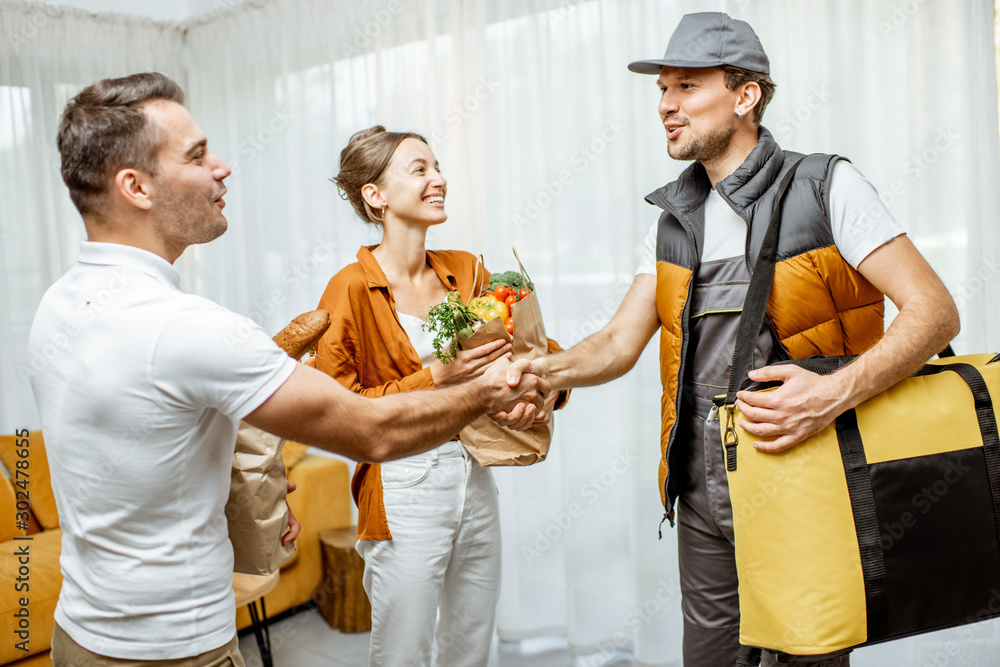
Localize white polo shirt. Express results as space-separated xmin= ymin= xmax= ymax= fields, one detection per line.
xmin=28 ymin=241 xmax=296 ymax=659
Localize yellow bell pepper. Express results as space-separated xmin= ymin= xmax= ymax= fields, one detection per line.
xmin=468 ymin=295 xmax=509 ymax=322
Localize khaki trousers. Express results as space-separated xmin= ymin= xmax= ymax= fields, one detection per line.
xmin=51 ymin=624 xmax=246 ymax=667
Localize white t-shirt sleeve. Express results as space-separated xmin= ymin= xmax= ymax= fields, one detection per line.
xmin=153 ymin=298 xmax=297 ymax=420
xmin=633 ymin=161 xmax=902 ymax=274
xmin=634 ymin=221 xmax=658 ymax=276
xmin=829 ymin=160 xmax=906 ymax=269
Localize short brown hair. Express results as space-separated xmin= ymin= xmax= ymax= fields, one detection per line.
xmin=720 ymin=65 xmax=776 ymax=124
xmin=57 ymin=72 xmax=185 ymax=218
xmin=332 ymin=126 xmax=429 ymax=225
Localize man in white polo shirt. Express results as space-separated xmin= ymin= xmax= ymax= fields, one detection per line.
xmin=29 ymin=72 xmax=547 ymax=666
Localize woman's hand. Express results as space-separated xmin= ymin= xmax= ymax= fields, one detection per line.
xmin=431 ymin=338 xmax=512 ymax=387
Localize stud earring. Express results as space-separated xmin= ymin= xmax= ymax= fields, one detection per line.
xmin=737 ymin=110 xmax=744 ymax=120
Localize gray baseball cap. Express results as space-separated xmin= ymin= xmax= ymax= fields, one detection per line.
xmin=628 ymin=12 xmax=769 ymax=75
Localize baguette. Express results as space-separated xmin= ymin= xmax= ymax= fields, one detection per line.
xmin=272 ymin=309 xmax=331 ymax=360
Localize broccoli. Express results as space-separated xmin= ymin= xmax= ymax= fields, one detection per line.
xmin=488 ymin=271 xmax=533 ymax=290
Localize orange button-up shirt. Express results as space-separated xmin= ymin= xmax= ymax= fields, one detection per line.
xmin=315 ymin=246 xmax=563 ymax=540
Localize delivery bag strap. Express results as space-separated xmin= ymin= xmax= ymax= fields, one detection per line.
xmin=736 ymin=645 xmax=763 ymax=665
xmin=722 ymin=156 xmax=806 ymax=471
xmin=912 ymin=362 xmax=1000 ymax=544
xmin=835 ymin=361 xmax=1000 ymax=644
xmin=834 ymin=407 xmax=888 ymax=641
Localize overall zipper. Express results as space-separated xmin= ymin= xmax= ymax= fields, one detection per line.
xmin=654 ymin=198 xmax=699 ymax=535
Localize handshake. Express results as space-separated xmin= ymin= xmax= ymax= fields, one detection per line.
xmin=478 ymin=357 xmax=553 ymax=431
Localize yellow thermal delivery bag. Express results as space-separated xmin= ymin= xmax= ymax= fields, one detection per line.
xmin=722 ymin=353 xmax=1000 ymax=656
xmin=718 ymin=157 xmax=1000 ymax=659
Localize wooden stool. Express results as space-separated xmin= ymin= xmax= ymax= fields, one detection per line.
xmin=233 ymin=571 xmax=280 ymax=666
xmin=315 ymin=526 xmax=372 ymax=632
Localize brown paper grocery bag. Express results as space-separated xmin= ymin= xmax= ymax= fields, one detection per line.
xmin=458 ymin=290 xmax=553 ymax=466
xmin=460 ymin=316 xmax=511 ymax=350
xmin=226 ymin=421 xmax=296 ymax=575
xmin=225 ymin=310 xmax=329 ymax=574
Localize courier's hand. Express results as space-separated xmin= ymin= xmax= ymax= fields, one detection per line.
xmin=481 ymin=358 xmax=549 ymax=429
xmin=531 ymin=384 xmax=560 ymax=426
xmin=735 ymin=364 xmax=850 ymax=453
xmin=282 ymin=481 xmax=301 ymax=546
xmin=431 ymin=339 xmax=512 ymax=387
xmin=487 ymin=358 xmax=548 ymax=431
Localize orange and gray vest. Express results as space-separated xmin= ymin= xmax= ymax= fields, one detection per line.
xmin=648 ymin=127 xmax=885 ymax=525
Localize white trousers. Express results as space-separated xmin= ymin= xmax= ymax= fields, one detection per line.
xmin=357 ymin=441 xmax=501 ymax=667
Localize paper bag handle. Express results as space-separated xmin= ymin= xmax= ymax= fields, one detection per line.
xmin=511 ymin=247 xmax=534 ymax=288
xmin=474 ymin=254 xmax=487 ymax=297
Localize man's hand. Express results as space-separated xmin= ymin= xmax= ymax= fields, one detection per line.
xmin=282 ymin=480 xmax=301 ymax=546
xmin=735 ymin=364 xmax=850 ymax=453
xmin=482 ymin=358 xmax=548 ymax=430
xmin=487 ymin=358 xmax=555 ymax=431
xmin=532 ymin=384 xmax=561 ymax=426
xmin=737 ymin=234 xmax=959 ymax=455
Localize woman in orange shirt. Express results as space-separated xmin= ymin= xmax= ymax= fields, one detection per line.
xmin=315 ymin=126 xmax=559 ymax=667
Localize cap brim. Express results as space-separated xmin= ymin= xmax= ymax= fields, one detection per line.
xmin=627 ymin=58 xmax=729 ymax=74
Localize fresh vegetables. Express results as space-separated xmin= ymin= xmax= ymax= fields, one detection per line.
xmin=422 ymin=264 xmax=536 ymax=363
xmin=485 ymin=269 xmax=534 ymax=336
xmin=468 ymin=295 xmax=509 ymax=322
xmin=422 ymin=292 xmax=485 ymax=364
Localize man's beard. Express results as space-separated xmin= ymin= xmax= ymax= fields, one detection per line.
xmin=155 ymin=179 xmax=227 ymax=250
xmin=668 ymin=122 xmax=735 ymax=163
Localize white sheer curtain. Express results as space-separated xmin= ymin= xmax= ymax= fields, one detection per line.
xmin=0 ymin=0 xmax=185 ymax=438
xmin=3 ymin=1 xmax=1000 ymax=665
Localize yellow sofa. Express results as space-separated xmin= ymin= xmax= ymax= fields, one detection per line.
xmin=0 ymin=520 xmax=60 ymax=667
xmin=0 ymin=431 xmax=60 ymax=667
xmin=0 ymin=432 xmax=351 ymax=664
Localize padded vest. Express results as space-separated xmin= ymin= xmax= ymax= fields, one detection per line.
xmin=647 ymin=127 xmax=885 ymax=522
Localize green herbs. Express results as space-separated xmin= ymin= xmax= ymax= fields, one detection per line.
xmin=488 ymin=270 xmax=534 ymax=292
xmin=422 ymin=292 xmax=484 ymax=364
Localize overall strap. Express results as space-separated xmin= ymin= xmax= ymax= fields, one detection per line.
xmin=722 ymin=157 xmax=805 ymax=471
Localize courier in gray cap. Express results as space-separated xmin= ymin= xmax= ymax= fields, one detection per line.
xmin=519 ymin=10 xmax=957 ymax=667
xmin=627 ymin=11 xmax=777 ymax=173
